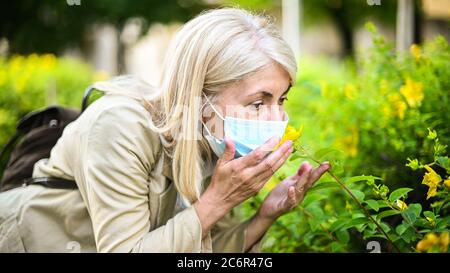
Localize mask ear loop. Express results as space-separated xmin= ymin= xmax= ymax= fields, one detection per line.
xmin=202 ymin=93 xmax=225 ymax=121
xmin=201 ymin=93 xmax=225 ymax=143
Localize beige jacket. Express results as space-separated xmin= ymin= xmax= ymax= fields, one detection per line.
xmin=0 ymin=80 xmax=262 ymax=253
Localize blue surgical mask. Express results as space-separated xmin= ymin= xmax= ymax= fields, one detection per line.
xmin=202 ymin=93 xmax=288 ymax=158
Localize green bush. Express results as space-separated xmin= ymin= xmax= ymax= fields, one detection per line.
xmin=0 ymin=54 xmax=104 ymax=177
xmin=239 ymin=25 xmax=450 ymax=253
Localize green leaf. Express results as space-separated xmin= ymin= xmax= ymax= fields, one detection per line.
xmin=402 ymin=203 xmax=422 ymax=224
xmin=365 ymin=199 xmax=380 ymax=211
xmin=389 ymin=188 xmax=413 ymax=202
xmin=341 ymin=217 xmax=369 ymax=230
xmin=329 ymin=218 xmax=350 ymax=232
xmin=302 ymin=194 xmax=328 ymax=208
xmin=427 ymin=128 xmax=437 ymax=140
xmin=308 ymin=219 xmax=320 ymax=232
xmin=330 ymin=242 xmax=344 ymax=252
xmin=352 ymin=213 xmax=366 ymax=219
xmin=436 ymin=218 xmax=450 ymax=230
xmin=335 ymin=229 xmax=350 ymax=244
xmin=350 ymin=189 xmax=365 ymax=202
xmin=377 ymin=200 xmax=390 ymax=209
xmin=380 ymin=222 xmax=391 ymax=233
xmin=313 ymin=147 xmax=341 ymax=161
xmin=363 ymin=228 xmax=377 ymax=239
xmin=395 ymin=223 xmax=408 ymax=235
xmin=308 ymin=181 xmax=339 ymax=193
xmin=423 ymin=211 xmax=436 ymax=221
xmin=437 ymin=156 xmax=450 ymax=171
xmin=344 ymin=175 xmax=382 ymax=184
xmin=289 ymin=153 xmax=308 ymax=161
xmin=306 ymin=206 xmax=324 ymax=219
xmin=377 ymin=209 xmax=401 ymax=220
xmin=406 ymin=158 xmax=422 ymax=170
xmin=401 ymin=226 xmax=418 ymax=243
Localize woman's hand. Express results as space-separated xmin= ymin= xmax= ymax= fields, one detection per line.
xmin=194 ymin=136 xmax=293 ymax=235
xmin=256 ymin=161 xmax=330 ymax=221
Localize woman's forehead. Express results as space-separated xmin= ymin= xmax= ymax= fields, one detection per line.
xmin=220 ymin=64 xmax=291 ymax=100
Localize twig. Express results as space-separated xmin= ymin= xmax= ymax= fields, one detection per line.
xmin=298 ymin=146 xmax=402 ymax=253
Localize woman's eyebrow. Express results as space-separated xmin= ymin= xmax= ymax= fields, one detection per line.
xmin=247 ymin=90 xmax=273 ymax=98
xmin=247 ymin=85 xmax=292 ymax=99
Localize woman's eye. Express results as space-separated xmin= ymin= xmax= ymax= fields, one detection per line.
xmin=279 ymin=97 xmax=288 ymax=105
xmin=251 ymin=102 xmax=264 ymax=110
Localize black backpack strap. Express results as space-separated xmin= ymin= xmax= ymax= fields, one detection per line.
xmin=23 ymin=177 xmax=78 ymax=190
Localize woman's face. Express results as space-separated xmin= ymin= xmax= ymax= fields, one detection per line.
xmin=203 ymin=62 xmax=291 ymax=139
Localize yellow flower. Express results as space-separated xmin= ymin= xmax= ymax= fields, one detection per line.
xmin=381 ymin=105 xmax=391 ymax=119
xmin=379 ymin=79 xmax=389 ymax=95
xmin=444 ymin=179 xmax=450 ymax=189
xmin=416 ymin=232 xmax=449 ymax=253
xmin=324 ymin=202 xmax=333 ymax=213
xmin=427 ymin=233 xmax=440 ymax=244
xmin=9 ymin=55 xmax=24 ymax=74
xmin=274 ymin=124 xmax=303 ymax=150
xmin=416 ymin=240 xmax=429 ymax=252
xmin=344 ymin=83 xmax=357 ymax=100
xmin=395 ymin=199 xmax=408 ymax=210
xmin=41 ymin=54 xmax=56 ymax=70
xmin=441 ymin=232 xmax=449 ymax=252
xmin=338 ymin=127 xmax=359 ymax=157
xmin=320 ymin=81 xmax=329 ymax=98
xmin=14 ymin=75 xmax=28 ymax=93
xmin=422 ymin=165 xmax=442 ymax=199
xmin=388 ymin=94 xmax=407 ymax=120
xmin=410 ymin=44 xmax=421 ymax=60
xmin=345 ymin=200 xmax=353 ymax=212
xmin=0 ymin=70 xmax=6 ymax=87
xmin=422 ymin=165 xmax=441 ymax=185
xmin=400 ymin=78 xmax=424 ymax=108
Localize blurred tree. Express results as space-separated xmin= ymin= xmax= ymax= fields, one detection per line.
xmin=225 ymin=0 xmax=420 ymax=58
xmin=302 ymin=0 xmax=399 ymax=58
xmin=0 ymin=0 xmax=204 ymax=55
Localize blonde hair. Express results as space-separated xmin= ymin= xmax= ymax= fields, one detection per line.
xmin=95 ymin=7 xmax=297 ymax=206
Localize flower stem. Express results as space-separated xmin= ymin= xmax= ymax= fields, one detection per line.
xmin=298 ymin=147 xmax=402 ymax=253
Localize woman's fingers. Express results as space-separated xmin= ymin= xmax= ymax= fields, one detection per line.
xmin=272 ymin=144 xmax=294 ymax=172
xmin=240 ymin=140 xmax=293 ymax=188
xmin=292 ymin=161 xmax=330 ymax=200
xmin=218 ymin=137 xmax=236 ymax=165
xmin=306 ymin=162 xmax=330 ymax=188
xmin=250 ymin=140 xmax=293 ymax=179
xmin=288 ymin=186 xmax=297 ymax=208
xmin=235 ymin=136 xmax=280 ymax=168
xmin=294 ymin=162 xmax=312 ymax=194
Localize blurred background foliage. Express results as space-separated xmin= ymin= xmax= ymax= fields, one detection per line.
xmin=0 ymin=54 xmax=106 ymax=176
xmin=240 ymin=28 xmax=450 ymax=252
xmin=0 ymin=0 xmax=203 ymax=54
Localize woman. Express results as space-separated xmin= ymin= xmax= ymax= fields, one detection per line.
xmin=0 ymin=7 xmax=329 ymax=253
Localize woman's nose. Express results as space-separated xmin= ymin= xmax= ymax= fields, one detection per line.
xmin=260 ymin=105 xmax=285 ymax=121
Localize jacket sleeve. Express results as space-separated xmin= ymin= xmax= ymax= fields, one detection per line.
xmin=211 ymin=209 xmax=265 ymax=253
xmin=76 ymin=103 xmax=209 ymax=252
